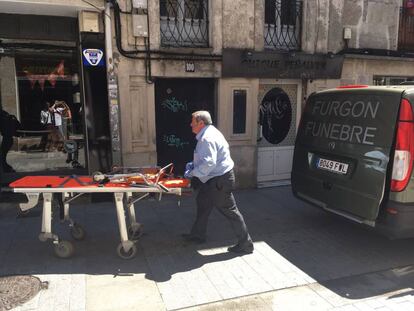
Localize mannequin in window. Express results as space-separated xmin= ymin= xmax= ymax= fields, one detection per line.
xmin=40 ymin=101 xmax=65 ymax=151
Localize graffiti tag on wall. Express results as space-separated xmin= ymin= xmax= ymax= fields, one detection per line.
xmin=162 ymin=97 xmax=188 ymax=112
xmin=163 ymin=134 xmax=190 ymax=148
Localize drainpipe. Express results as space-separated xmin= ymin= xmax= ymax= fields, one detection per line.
xmin=105 ymin=0 xmax=122 ymax=167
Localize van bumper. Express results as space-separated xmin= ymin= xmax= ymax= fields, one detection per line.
xmin=376 ymin=201 xmax=414 ymax=239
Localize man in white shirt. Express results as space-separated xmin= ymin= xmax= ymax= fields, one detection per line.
xmin=183 ymin=111 xmax=253 ymax=254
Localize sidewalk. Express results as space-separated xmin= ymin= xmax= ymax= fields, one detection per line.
xmin=1 ymin=186 xmax=414 ymax=311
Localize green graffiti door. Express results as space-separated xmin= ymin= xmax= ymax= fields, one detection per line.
xmin=155 ymin=78 xmax=215 ymax=175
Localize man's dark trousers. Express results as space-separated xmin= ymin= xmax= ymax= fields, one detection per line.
xmin=190 ymin=170 xmax=252 ymax=247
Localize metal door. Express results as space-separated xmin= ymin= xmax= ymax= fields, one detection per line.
xmin=155 ymin=78 xmax=215 ymax=175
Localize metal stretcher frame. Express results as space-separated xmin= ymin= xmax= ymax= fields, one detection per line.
xmin=12 ymin=183 xmax=182 ymax=260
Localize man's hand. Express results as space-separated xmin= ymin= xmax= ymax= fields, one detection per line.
xmin=184 ymin=169 xmax=193 ymax=179
xmin=184 ymin=162 xmax=194 ymax=179
xmin=185 ymin=162 xmax=194 ymax=171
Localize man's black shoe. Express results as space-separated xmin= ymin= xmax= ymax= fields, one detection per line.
xmin=181 ymin=233 xmax=206 ymax=244
xmin=227 ymin=244 xmax=254 ymax=254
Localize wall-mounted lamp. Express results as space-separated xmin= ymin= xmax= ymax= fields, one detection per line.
xmin=343 ymin=27 xmax=351 ymax=49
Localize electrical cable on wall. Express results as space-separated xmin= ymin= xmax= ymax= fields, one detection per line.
xmin=144 ymin=36 xmax=153 ymax=83
xmin=314 ymin=0 xmax=320 ymax=53
xmin=108 ymin=0 xmax=222 ymax=83
xmin=109 ymin=0 xmax=222 ymax=60
xmin=145 ymin=4 xmax=153 ymax=84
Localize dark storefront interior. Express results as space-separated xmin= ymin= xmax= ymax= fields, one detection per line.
xmin=0 ymin=14 xmax=88 ymax=187
xmin=0 ymin=14 xmax=111 ymax=187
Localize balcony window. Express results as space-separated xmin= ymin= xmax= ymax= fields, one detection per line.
xmin=160 ymin=0 xmax=209 ymax=47
xmin=264 ymin=0 xmax=302 ymax=51
xmin=373 ymin=75 xmax=414 ymax=86
xmin=399 ymin=1 xmax=414 ymax=51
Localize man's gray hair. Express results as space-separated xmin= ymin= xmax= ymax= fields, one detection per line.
xmin=192 ymin=110 xmax=213 ymax=125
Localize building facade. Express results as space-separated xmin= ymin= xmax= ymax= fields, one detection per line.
xmin=0 ymin=0 xmax=413 ymax=189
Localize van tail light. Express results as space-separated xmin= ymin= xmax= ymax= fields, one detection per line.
xmin=391 ymin=98 xmax=414 ymax=192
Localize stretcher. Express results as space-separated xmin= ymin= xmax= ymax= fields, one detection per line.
xmin=9 ymin=164 xmax=190 ymax=259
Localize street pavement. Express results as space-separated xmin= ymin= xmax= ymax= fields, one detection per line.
xmin=1 ymin=186 xmax=414 ymax=310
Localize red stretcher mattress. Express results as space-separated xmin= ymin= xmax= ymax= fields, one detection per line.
xmin=9 ymin=176 xmax=190 ymax=189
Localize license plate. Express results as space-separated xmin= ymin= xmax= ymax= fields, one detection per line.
xmin=316 ymin=158 xmax=349 ymax=174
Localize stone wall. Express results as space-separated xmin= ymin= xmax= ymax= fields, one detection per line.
xmin=115 ymin=0 xmax=261 ymax=187
xmin=302 ymin=0 xmax=400 ymax=54
xmin=0 ymin=57 xmax=17 ymax=116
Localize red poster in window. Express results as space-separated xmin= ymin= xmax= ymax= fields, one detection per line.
xmin=18 ymin=60 xmax=66 ymax=91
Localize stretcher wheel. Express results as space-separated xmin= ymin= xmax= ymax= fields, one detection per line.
xmin=39 ymin=233 xmax=48 ymax=242
xmin=70 ymin=223 xmax=86 ymax=241
xmin=128 ymin=225 xmax=143 ymax=240
xmin=117 ymin=243 xmax=137 ymax=259
xmin=92 ymin=171 xmax=105 ymax=182
xmin=54 ymin=240 xmax=75 ymax=258
xmin=17 ymin=209 xmax=30 ymax=217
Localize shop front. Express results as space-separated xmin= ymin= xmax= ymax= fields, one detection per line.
xmin=0 ymin=12 xmax=110 ymax=187
xmin=222 ymin=49 xmax=344 ymax=185
xmin=5 ymin=51 xmax=84 ymax=169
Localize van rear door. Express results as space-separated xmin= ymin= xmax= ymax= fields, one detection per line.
xmin=292 ymin=88 xmax=402 ymax=223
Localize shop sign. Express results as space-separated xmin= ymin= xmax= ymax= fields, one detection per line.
xmin=82 ymin=48 xmax=105 ymax=67
xmin=222 ymin=49 xmax=344 ymax=79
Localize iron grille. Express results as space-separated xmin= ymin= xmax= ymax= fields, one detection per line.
xmin=264 ymin=0 xmax=302 ymax=51
xmin=399 ymin=5 xmax=414 ymax=51
xmin=160 ymin=0 xmax=209 ymax=47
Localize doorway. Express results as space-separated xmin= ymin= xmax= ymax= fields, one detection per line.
xmin=155 ymin=78 xmax=215 ymax=174
xmin=257 ymin=82 xmax=301 ymax=184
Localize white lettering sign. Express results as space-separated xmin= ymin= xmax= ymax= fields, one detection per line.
xmin=306 ymin=99 xmax=380 ymax=145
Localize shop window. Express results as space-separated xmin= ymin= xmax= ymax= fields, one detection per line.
xmin=0 ymin=53 xmax=86 ymax=174
xmin=233 ymin=90 xmax=247 ymax=134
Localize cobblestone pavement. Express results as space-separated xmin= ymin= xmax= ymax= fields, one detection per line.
xmin=1 ymin=186 xmax=414 ymax=310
